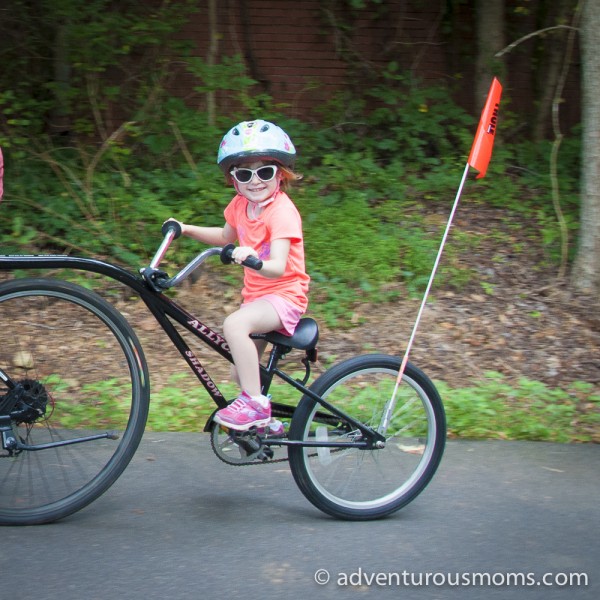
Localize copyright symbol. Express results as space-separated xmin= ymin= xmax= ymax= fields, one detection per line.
xmin=314 ymin=569 xmax=330 ymax=585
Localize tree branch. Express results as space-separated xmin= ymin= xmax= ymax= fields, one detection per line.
xmin=495 ymin=25 xmax=579 ymax=58
xmin=550 ymin=7 xmax=582 ymax=280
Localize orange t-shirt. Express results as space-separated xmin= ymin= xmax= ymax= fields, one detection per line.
xmin=224 ymin=191 xmax=310 ymax=312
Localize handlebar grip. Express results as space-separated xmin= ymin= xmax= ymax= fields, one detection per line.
xmin=161 ymin=220 xmax=182 ymax=239
xmin=220 ymin=244 xmax=263 ymax=271
xmin=220 ymin=244 xmax=235 ymax=265
xmin=242 ymin=255 xmax=263 ymax=270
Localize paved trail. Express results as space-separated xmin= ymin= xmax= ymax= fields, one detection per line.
xmin=1 ymin=436 xmax=597 ymax=600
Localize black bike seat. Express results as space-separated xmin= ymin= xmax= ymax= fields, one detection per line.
xmin=251 ymin=317 xmax=319 ymax=351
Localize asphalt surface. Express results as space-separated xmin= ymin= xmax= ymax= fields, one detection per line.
xmin=1 ymin=435 xmax=598 ymax=600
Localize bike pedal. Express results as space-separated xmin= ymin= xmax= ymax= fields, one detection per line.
xmin=257 ymin=447 xmax=275 ymax=461
xmin=217 ymin=424 xmax=253 ymax=437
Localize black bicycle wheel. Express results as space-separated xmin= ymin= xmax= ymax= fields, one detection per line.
xmin=288 ymin=354 xmax=445 ymax=520
xmin=0 ymin=278 xmax=150 ymax=525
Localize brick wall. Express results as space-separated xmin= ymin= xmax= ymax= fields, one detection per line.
xmin=171 ymin=0 xmax=580 ymax=132
xmin=174 ymin=0 xmax=455 ymax=120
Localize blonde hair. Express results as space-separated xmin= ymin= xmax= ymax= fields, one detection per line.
xmin=277 ymin=164 xmax=303 ymax=191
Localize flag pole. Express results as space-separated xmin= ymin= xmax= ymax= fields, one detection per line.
xmin=380 ymin=78 xmax=502 ymax=434
xmin=381 ymin=162 xmax=470 ymax=432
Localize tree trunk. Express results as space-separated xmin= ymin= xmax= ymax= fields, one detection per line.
xmin=475 ymin=0 xmax=505 ymax=110
xmin=206 ymin=0 xmax=218 ymax=127
xmin=572 ymin=0 xmax=600 ymax=294
xmin=50 ymin=23 xmax=72 ymax=137
xmin=532 ymin=0 xmax=570 ymax=142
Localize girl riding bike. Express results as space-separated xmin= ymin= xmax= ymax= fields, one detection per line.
xmin=168 ymin=120 xmax=310 ymax=432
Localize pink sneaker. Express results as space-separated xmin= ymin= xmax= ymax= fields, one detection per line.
xmin=214 ymin=392 xmax=271 ymax=431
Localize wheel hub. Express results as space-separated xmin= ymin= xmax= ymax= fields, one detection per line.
xmin=3 ymin=380 xmax=49 ymax=424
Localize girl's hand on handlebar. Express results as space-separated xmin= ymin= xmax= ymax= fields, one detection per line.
xmin=163 ymin=218 xmax=185 ymax=237
xmin=221 ymin=245 xmax=263 ymax=270
xmin=230 ymin=246 xmax=258 ymax=265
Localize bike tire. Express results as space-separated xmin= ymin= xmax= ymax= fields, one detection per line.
xmin=288 ymin=354 xmax=445 ymax=520
xmin=0 ymin=278 xmax=150 ymax=525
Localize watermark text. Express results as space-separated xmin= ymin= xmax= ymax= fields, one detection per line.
xmin=313 ymin=568 xmax=589 ymax=588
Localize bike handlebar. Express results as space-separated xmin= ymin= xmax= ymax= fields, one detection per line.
xmin=143 ymin=221 xmax=263 ymax=291
xmin=161 ymin=220 xmax=182 ymax=240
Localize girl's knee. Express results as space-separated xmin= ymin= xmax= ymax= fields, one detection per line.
xmin=223 ymin=311 xmax=248 ymax=339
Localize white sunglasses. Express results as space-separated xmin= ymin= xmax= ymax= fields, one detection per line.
xmin=230 ymin=165 xmax=278 ymax=184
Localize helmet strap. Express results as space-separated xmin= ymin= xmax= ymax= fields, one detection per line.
xmin=233 ymin=179 xmax=281 ymax=218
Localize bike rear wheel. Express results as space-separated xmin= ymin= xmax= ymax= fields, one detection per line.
xmin=288 ymin=354 xmax=445 ymax=520
xmin=0 ymin=278 xmax=149 ymax=525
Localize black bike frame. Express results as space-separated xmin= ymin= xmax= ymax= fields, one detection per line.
xmin=0 ymin=254 xmax=385 ymax=449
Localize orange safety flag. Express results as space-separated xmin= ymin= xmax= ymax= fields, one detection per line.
xmin=390 ymin=78 xmax=502 ymax=399
xmin=468 ymin=77 xmax=502 ymax=179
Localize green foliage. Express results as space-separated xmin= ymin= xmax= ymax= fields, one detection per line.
xmin=0 ymin=5 xmax=583 ymax=322
xmin=0 ymin=0 xmax=197 ymax=149
xmin=68 ymin=370 xmax=598 ymax=443
xmin=1 ymin=80 xmax=582 ymax=321
xmin=146 ymin=375 xmax=233 ymax=431
xmin=438 ymin=372 xmax=599 ymax=443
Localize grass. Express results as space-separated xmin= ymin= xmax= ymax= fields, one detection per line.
xmin=142 ymin=370 xmax=598 ymax=443
xmin=40 ymin=369 xmax=598 ymax=443
xmin=438 ymin=373 xmax=599 ymax=443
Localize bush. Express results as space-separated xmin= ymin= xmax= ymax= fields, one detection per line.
xmin=0 ymin=41 xmax=581 ymax=324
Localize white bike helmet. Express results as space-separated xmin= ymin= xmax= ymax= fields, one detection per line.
xmin=217 ymin=120 xmax=296 ymax=173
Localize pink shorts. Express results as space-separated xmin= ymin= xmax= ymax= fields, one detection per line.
xmin=244 ymin=294 xmax=303 ymax=336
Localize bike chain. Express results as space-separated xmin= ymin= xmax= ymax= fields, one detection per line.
xmin=209 ymin=428 xmax=290 ymax=466
xmin=209 ymin=426 xmax=335 ymax=467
